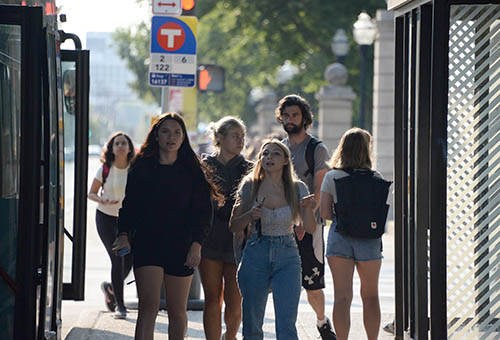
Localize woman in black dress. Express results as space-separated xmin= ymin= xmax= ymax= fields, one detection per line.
xmin=113 ymin=113 xmax=220 ymax=340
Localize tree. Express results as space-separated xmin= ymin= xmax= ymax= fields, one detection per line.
xmin=221 ymin=0 xmax=385 ymax=128
xmin=113 ymin=0 xmax=387 ymax=127
xmin=114 ymin=22 xmax=161 ymax=105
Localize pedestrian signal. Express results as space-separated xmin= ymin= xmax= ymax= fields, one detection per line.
xmin=197 ymin=64 xmax=225 ymax=92
xmin=181 ymin=0 xmax=195 ymax=15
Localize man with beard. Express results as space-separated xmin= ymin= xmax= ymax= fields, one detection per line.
xmin=276 ymin=94 xmax=337 ymax=340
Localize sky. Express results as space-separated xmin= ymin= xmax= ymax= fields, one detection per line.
xmin=57 ymin=0 xmax=150 ymax=49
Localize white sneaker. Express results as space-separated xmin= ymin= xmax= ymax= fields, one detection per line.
xmin=383 ymin=320 xmax=395 ymax=335
xmin=113 ymin=306 xmax=127 ymax=319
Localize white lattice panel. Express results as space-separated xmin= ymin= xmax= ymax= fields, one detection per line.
xmin=447 ymin=4 xmax=500 ymax=340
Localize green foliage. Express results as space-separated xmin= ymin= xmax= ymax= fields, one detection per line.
xmin=114 ymin=22 xmax=161 ymax=105
xmin=197 ymin=3 xmax=282 ymax=123
xmin=113 ymin=0 xmax=386 ymax=129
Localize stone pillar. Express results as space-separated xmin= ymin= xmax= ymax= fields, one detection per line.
xmin=373 ymin=9 xmax=395 ymax=219
xmin=316 ymin=63 xmax=356 ymax=154
xmin=255 ymin=90 xmax=279 ymax=138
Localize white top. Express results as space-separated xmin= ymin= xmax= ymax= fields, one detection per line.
xmin=250 ymin=181 xmax=309 ymax=236
xmin=94 ymin=165 xmax=129 ymax=217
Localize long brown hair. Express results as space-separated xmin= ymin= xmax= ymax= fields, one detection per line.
xmin=134 ymin=112 xmax=224 ymax=205
xmin=242 ymin=139 xmax=300 ymax=222
xmin=328 ymin=127 xmax=372 ymax=169
xmin=100 ymin=131 xmax=135 ymax=167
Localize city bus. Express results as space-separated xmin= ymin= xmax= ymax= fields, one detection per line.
xmin=0 ymin=1 xmax=90 ymax=339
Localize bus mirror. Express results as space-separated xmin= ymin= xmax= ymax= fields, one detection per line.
xmin=63 ymin=69 xmax=76 ymax=115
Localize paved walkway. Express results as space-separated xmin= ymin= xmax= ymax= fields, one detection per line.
xmin=64 ymin=221 xmax=396 ymax=339
xmin=65 ymin=306 xmax=395 ymax=339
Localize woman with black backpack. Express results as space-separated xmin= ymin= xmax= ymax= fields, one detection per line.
xmin=199 ymin=116 xmax=252 ymax=340
xmin=88 ymin=132 xmax=136 ymax=319
xmin=320 ymin=128 xmax=391 ymax=340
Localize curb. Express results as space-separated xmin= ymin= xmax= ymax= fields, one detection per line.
xmin=64 ymin=309 xmax=102 ymax=340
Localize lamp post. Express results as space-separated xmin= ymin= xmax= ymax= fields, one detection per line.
xmin=250 ymin=86 xmax=277 ymax=138
xmin=276 ymin=60 xmax=299 ymax=85
xmin=353 ymin=11 xmax=376 ymax=130
xmin=331 ymin=29 xmax=350 ymax=64
xmin=249 ymin=86 xmax=265 ymax=105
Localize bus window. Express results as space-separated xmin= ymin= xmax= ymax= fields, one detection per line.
xmin=0 ymin=24 xmax=21 ymax=340
xmin=62 ymin=62 xmax=76 ymax=286
xmin=61 ymin=49 xmax=89 ymax=301
xmin=63 ymin=69 xmax=75 ymax=115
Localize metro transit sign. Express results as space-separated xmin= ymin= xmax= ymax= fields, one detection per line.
xmin=149 ymin=16 xmax=197 ymax=87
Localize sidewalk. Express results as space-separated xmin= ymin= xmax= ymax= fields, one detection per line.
xmin=65 ymin=303 xmax=395 ymax=339
xmin=64 ymin=227 xmax=396 ymax=340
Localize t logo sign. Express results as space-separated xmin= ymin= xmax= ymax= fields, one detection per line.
xmin=149 ymin=16 xmax=197 ymax=88
xmin=157 ymin=22 xmax=185 ymax=51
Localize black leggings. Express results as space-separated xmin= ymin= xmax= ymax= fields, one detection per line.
xmin=96 ymin=209 xmax=133 ymax=308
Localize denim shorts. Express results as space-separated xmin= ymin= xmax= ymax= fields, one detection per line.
xmin=325 ymin=223 xmax=383 ymax=262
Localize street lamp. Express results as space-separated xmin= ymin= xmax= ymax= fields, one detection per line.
xmin=249 ymin=86 xmax=265 ymax=104
xmin=353 ymin=11 xmax=376 ymax=130
xmin=331 ymin=29 xmax=350 ymax=64
xmin=276 ymin=60 xmax=299 ymax=85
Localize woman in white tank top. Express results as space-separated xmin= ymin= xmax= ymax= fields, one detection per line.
xmin=88 ymin=132 xmax=136 ymax=319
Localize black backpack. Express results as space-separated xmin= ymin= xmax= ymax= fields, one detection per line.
xmin=333 ymin=169 xmax=392 ymax=239
xmin=303 ymin=137 xmax=321 ymax=178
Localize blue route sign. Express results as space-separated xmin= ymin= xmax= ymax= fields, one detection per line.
xmin=149 ymin=16 xmax=197 ymax=87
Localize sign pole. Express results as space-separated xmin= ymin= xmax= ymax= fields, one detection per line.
xmin=161 ymin=87 xmax=169 ymax=113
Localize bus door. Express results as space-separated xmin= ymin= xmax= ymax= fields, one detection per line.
xmin=0 ymin=7 xmax=45 ymax=340
xmin=60 ymin=47 xmax=90 ymax=303
xmin=0 ymin=5 xmax=89 ymax=340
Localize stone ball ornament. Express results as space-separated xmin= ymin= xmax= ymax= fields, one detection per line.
xmin=324 ymin=63 xmax=348 ymax=86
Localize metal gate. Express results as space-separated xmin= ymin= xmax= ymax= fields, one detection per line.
xmin=390 ymin=0 xmax=500 ymax=339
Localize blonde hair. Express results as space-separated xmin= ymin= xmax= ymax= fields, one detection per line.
xmin=241 ymin=139 xmax=300 ymax=222
xmin=208 ymin=116 xmax=246 ymax=148
xmin=328 ymin=127 xmax=372 ymax=169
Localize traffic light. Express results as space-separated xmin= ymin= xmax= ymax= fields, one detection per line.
xmin=197 ymin=64 xmax=225 ymax=92
xmin=181 ymin=0 xmax=195 ymax=16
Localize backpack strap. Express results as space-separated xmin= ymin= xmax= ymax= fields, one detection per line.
xmin=342 ymin=168 xmax=374 ymax=176
xmin=102 ymin=164 xmax=110 ymax=186
xmin=304 ymin=137 xmax=321 ymax=178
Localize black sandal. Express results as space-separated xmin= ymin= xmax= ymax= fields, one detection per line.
xmin=100 ymin=282 xmax=116 ymax=312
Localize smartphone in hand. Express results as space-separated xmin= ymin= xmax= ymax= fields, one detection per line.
xmin=117 ymin=247 xmax=130 ymax=256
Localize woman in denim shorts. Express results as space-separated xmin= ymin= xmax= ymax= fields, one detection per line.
xmin=320 ymin=128 xmax=384 ymax=340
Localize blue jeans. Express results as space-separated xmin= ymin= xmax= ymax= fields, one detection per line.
xmin=237 ymin=233 xmax=301 ymax=340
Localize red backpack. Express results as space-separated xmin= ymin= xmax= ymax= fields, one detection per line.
xmin=101 ymin=164 xmax=110 ymax=185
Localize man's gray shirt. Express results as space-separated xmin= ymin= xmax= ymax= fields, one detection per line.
xmin=284 ymin=134 xmax=330 ymax=224
xmin=283 ymin=134 xmax=330 ymax=192
xmin=284 ymin=134 xmax=329 ymax=264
